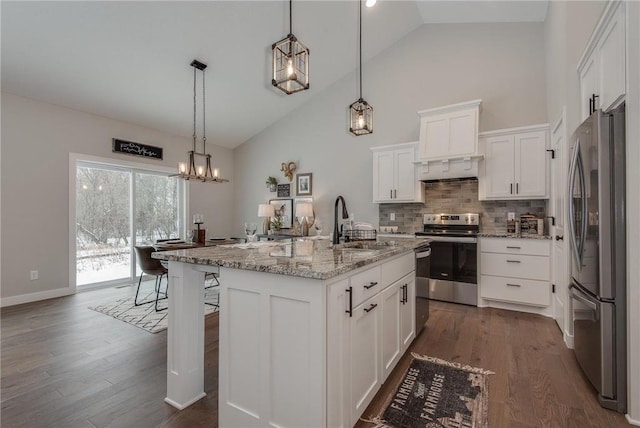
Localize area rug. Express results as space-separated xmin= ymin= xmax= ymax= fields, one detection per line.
xmin=88 ymin=287 xmax=219 ymax=334
xmin=365 ymin=353 xmax=494 ymax=428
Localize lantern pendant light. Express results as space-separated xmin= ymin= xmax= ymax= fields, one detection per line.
xmin=272 ymin=0 xmax=310 ymax=94
xmin=349 ymin=0 xmax=373 ymax=136
xmin=175 ymin=60 xmax=228 ymax=183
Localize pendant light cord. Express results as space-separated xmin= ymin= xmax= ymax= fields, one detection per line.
xmin=202 ymin=68 xmax=206 ymax=153
xmin=289 ymin=0 xmax=293 ymax=35
xmin=192 ymin=67 xmax=197 ymax=152
xmin=358 ymin=0 xmax=362 ymax=99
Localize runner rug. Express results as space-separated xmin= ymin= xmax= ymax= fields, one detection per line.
xmin=365 ymin=353 xmax=493 ymax=428
xmin=88 ymin=287 xmax=219 ymax=334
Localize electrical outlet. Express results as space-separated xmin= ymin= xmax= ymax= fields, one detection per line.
xmin=390 ymin=213 xmax=396 ymax=221
xmin=30 ymin=270 xmax=39 ymax=281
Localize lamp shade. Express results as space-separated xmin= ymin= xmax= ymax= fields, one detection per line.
xmin=258 ymin=204 xmax=275 ymax=217
xmin=295 ymin=203 xmax=313 ymax=218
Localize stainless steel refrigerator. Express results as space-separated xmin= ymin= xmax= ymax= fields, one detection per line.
xmin=568 ymin=103 xmax=626 ymax=413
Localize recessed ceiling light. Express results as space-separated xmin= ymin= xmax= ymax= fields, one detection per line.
xmin=365 ymin=0 xmax=376 ymax=7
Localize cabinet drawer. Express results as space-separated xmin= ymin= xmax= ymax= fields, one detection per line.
xmin=381 ymin=252 xmax=414 ymax=286
xmin=480 ymin=253 xmax=550 ymax=281
xmin=480 ymin=275 xmax=550 ymax=307
xmin=480 ymin=237 xmax=550 ymax=256
xmin=351 ymin=266 xmax=382 ymax=307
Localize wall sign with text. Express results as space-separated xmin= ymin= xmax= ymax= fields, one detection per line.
xmin=112 ymin=138 xmax=163 ymax=160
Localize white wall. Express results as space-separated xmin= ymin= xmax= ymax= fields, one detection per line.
xmin=0 ymin=93 xmax=234 ymax=304
xmin=234 ymin=22 xmax=547 ymax=233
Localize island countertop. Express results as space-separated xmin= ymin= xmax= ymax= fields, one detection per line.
xmin=152 ymin=237 xmax=428 ymax=280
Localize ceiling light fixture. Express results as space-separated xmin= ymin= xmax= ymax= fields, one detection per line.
xmin=272 ymin=0 xmax=310 ymax=94
xmin=176 ymin=60 xmax=228 ymax=183
xmin=349 ymin=0 xmax=373 ymax=136
xmin=365 ymin=0 xmax=376 ymax=7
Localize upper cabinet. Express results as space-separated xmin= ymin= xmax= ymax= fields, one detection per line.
xmin=415 ymin=100 xmax=483 ymax=181
xmin=478 ymin=124 xmax=550 ymax=200
xmin=371 ymin=142 xmax=424 ymax=204
xmin=577 ymin=0 xmax=626 ymax=121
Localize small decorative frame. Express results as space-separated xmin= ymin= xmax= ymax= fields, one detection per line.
xmin=269 ymin=198 xmax=293 ymax=229
xmin=296 ymin=173 xmax=312 ymax=196
xmin=277 ymin=184 xmax=290 ymax=198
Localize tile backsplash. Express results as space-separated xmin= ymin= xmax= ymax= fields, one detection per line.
xmin=379 ymin=179 xmax=547 ymax=234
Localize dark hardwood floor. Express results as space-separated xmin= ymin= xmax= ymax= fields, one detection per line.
xmin=1 ymin=287 xmax=630 ymax=428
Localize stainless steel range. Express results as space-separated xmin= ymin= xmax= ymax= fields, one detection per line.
xmin=416 ymin=213 xmax=479 ymax=306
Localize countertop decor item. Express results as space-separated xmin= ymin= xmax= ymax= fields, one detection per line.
xmin=296 ymin=172 xmax=312 ymax=196
xmin=295 ymin=202 xmax=314 ymax=236
xmin=266 ymin=176 xmax=278 ymax=192
xmin=349 ymin=0 xmax=373 ymax=136
xmin=175 ymin=60 xmax=228 ymax=183
xmin=258 ymin=203 xmax=275 ymax=234
xmin=271 ymin=0 xmax=309 ymax=94
xmin=269 ymin=198 xmax=293 ymax=229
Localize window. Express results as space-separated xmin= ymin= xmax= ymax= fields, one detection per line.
xmin=74 ymin=158 xmax=185 ymax=288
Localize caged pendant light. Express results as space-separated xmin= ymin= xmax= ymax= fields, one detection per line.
xmin=272 ymin=0 xmax=310 ymax=94
xmin=349 ymin=0 xmax=373 ymax=136
xmin=176 ymin=60 xmax=228 ymax=183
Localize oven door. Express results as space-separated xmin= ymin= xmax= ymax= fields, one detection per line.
xmin=428 ymin=241 xmax=453 ymax=281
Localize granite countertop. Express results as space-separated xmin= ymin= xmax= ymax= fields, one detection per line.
xmin=152 ymin=237 xmax=428 ymax=280
xmin=478 ymin=232 xmax=552 ymax=240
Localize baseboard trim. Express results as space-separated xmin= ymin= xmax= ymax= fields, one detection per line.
xmin=0 ymin=287 xmax=75 ymax=308
xmin=626 ymin=414 xmax=640 ymax=427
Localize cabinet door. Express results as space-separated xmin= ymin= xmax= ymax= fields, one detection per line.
xmin=515 ymin=131 xmax=548 ymax=198
xmin=448 ymin=110 xmax=477 ymax=157
xmin=598 ymin=3 xmax=625 ymax=112
xmin=394 ymin=147 xmax=416 ymax=201
xmin=482 ymin=135 xmax=515 ymax=198
xmin=326 ymin=280 xmax=352 ymax=428
xmin=372 ymin=151 xmax=394 ymax=202
xmin=380 ymin=281 xmax=401 ymax=382
xmin=579 ymin=52 xmax=599 ymax=121
xmin=419 ymin=113 xmax=449 ymax=160
xmin=349 ymin=294 xmax=381 ymax=427
xmin=400 ymin=276 xmax=416 ymax=352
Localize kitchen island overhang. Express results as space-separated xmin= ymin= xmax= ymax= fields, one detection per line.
xmin=152 ymin=237 xmax=427 ymax=427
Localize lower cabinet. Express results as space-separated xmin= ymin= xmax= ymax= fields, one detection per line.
xmin=327 ymin=253 xmax=416 ymax=428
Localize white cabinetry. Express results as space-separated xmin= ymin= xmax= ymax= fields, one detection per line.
xmin=371 ymin=142 xmax=424 ymax=203
xmin=480 ymin=238 xmax=551 ymax=308
xmin=327 ymin=252 xmax=416 ymax=427
xmin=478 ymin=125 xmax=549 ymax=200
xmin=577 ymin=0 xmax=626 ymax=120
xmin=416 ymin=100 xmax=482 ymax=181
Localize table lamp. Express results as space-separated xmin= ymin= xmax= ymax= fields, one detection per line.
xmin=258 ymin=204 xmax=275 ymax=234
xmin=296 ymin=203 xmax=314 ymax=236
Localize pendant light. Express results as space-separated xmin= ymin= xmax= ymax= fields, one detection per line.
xmin=272 ymin=0 xmax=310 ymax=94
xmin=176 ymin=60 xmax=228 ymax=183
xmin=349 ymin=0 xmax=373 ymax=136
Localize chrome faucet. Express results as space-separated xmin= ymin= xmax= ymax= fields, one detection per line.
xmin=333 ymin=195 xmax=349 ymax=245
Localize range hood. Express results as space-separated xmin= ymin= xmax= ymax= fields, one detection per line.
xmin=420 ymin=175 xmax=478 ymax=183
xmin=415 ymin=154 xmax=482 ymax=181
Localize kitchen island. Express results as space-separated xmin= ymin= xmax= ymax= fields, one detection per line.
xmin=153 ymin=237 xmax=426 ymax=427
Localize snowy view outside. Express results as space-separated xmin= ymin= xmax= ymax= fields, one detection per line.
xmin=76 ymin=165 xmax=179 ymax=286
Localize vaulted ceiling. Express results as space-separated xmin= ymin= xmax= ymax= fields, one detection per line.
xmin=1 ymin=1 xmax=548 ymax=149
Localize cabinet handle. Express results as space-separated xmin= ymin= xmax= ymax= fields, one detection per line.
xmin=516 ymin=183 xmax=519 ymax=194
xmin=390 ymin=189 xmax=393 ymax=199
xmin=506 ymin=283 xmax=522 ymax=287
xmin=345 ymin=286 xmax=353 ymax=317
xmin=364 ymin=303 xmax=378 ymax=313
xmin=506 ymin=246 xmax=521 ymax=249
xmin=364 ymin=281 xmax=378 ymax=290
xmin=506 ymin=260 xmax=521 ymax=263
xmin=394 ymin=189 xmax=397 ymax=199
xmin=589 ymin=97 xmax=593 ymax=116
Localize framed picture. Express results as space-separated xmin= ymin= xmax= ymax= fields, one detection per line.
xmin=269 ymin=198 xmax=293 ymax=229
xmin=296 ymin=173 xmax=312 ymax=196
xmin=277 ymin=184 xmax=290 ymax=198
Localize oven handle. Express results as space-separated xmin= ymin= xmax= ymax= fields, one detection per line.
xmin=415 ymin=248 xmax=431 ymax=259
xmin=422 ymin=236 xmax=477 ymax=243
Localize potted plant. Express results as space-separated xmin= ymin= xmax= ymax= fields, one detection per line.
xmin=266 ymin=176 xmax=278 ymax=192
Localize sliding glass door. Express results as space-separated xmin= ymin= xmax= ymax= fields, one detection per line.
xmin=75 ymin=162 xmax=183 ymax=287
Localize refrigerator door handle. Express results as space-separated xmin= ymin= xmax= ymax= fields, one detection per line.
xmin=569 ymin=285 xmax=599 ymax=318
xmin=576 ymin=147 xmax=588 ymax=265
xmin=568 ymin=141 xmax=582 ymax=271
